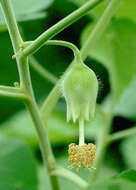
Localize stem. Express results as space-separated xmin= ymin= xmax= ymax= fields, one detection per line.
xmin=29 ymin=56 xmax=58 ymax=84
xmin=107 ymin=126 xmax=136 ymax=144
xmin=0 ymin=90 xmax=28 ymax=100
xmin=19 ymin=57 xmax=60 ymax=190
xmin=21 ymin=0 xmax=103 ymax=57
xmin=51 ymin=167 xmax=88 ymax=188
xmin=79 ymin=118 xmax=85 ymax=146
xmin=1 ymin=1 xmax=60 ymax=189
xmin=0 ymin=85 xmax=20 ymax=92
xmin=0 ymin=0 xmax=23 ymax=52
xmin=45 ymin=40 xmax=82 ymax=64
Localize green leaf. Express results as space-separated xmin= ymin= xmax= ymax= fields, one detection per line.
xmin=81 ymin=19 xmax=136 ymax=101
xmin=116 ymin=0 xmax=136 ymax=23
xmin=114 ymin=76 xmax=136 ymax=119
xmin=0 ymin=137 xmax=38 ymax=190
xmin=87 ymin=170 xmax=136 ymax=190
xmin=0 ymin=0 xmax=53 ymax=25
xmin=120 ymin=135 xmax=136 ymax=169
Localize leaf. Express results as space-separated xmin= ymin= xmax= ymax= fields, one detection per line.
xmin=114 ymin=76 xmax=136 ymax=119
xmin=81 ymin=19 xmax=136 ymax=101
xmin=0 ymin=0 xmax=53 ymax=25
xmin=116 ymin=0 xmax=136 ymax=23
xmin=87 ymin=170 xmax=136 ymax=190
xmin=0 ymin=137 xmax=38 ymax=190
xmin=120 ymin=135 xmax=136 ymax=169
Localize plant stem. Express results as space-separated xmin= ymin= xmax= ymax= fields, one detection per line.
xmin=51 ymin=167 xmax=88 ymax=188
xmin=19 ymin=56 xmax=60 ymax=190
xmin=0 ymin=1 xmax=60 ymax=189
xmin=29 ymin=56 xmax=58 ymax=84
xmin=45 ymin=40 xmax=82 ymax=64
xmin=79 ymin=118 xmax=85 ymax=146
xmin=21 ymin=0 xmax=103 ymax=57
xmin=0 ymin=0 xmax=22 ymax=52
xmin=107 ymin=126 xmax=136 ymax=144
xmin=0 ymin=85 xmax=20 ymax=92
xmin=0 ymin=90 xmax=28 ymax=100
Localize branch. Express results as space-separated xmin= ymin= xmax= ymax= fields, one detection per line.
xmin=0 ymin=85 xmax=20 ymax=92
xmin=0 ymin=90 xmax=28 ymax=100
xmin=51 ymin=167 xmax=88 ymax=189
xmin=0 ymin=0 xmax=23 ymax=52
xmin=45 ymin=40 xmax=82 ymax=64
xmin=107 ymin=127 xmax=136 ymax=144
xmin=21 ymin=0 xmax=103 ymax=57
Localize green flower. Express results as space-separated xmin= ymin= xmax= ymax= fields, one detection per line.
xmin=62 ymin=62 xmax=98 ymax=122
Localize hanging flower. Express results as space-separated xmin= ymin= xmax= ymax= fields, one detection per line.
xmin=62 ymin=62 xmax=98 ymax=123
xmin=62 ymin=54 xmax=98 ymax=169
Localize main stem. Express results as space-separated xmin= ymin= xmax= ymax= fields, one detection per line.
xmin=0 ymin=0 xmax=59 ymax=189
xmin=19 ymin=58 xmax=60 ymax=190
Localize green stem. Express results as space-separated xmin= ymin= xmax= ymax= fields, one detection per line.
xmin=19 ymin=57 xmax=60 ymax=190
xmin=51 ymin=167 xmax=88 ymax=188
xmin=21 ymin=0 xmax=103 ymax=57
xmin=0 ymin=90 xmax=28 ymax=100
xmin=79 ymin=118 xmax=85 ymax=146
xmin=29 ymin=56 xmax=58 ymax=84
xmin=107 ymin=126 xmax=136 ymax=144
xmin=0 ymin=0 xmax=22 ymax=52
xmin=46 ymin=40 xmax=82 ymax=64
xmin=0 ymin=85 xmax=21 ymax=92
xmin=0 ymin=1 xmax=60 ymax=189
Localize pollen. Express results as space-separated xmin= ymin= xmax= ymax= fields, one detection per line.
xmin=68 ymin=143 xmax=96 ymax=168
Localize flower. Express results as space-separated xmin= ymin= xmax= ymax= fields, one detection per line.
xmin=62 ymin=62 xmax=98 ymax=122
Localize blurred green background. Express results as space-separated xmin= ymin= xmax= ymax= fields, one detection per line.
xmin=0 ymin=0 xmax=136 ymax=189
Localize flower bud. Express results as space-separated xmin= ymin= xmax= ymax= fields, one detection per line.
xmin=62 ymin=63 xmax=98 ymax=122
